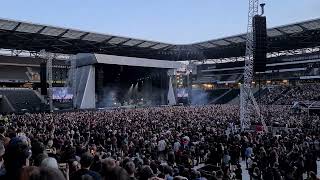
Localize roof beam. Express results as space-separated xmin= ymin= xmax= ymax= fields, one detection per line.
xmin=132 ymin=41 xmax=146 ymax=47
xmin=12 ymin=22 xmax=21 ymax=31
xmin=158 ymin=44 xmax=174 ymax=50
xmin=101 ymin=36 xmax=114 ymax=44
xmin=148 ymin=43 xmax=160 ymax=48
xmin=296 ymin=24 xmax=309 ymax=31
xmin=57 ymin=39 xmax=73 ymax=46
xmin=56 ymin=29 xmax=69 ymax=38
xmin=0 ymin=18 xmax=319 ymax=61
xmin=117 ymin=38 xmax=132 ymax=46
xmin=223 ymin=39 xmax=234 ymax=44
xmin=79 ymin=32 xmax=90 ymax=40
xmin=36 ymin=26 xmax=47 ymax=34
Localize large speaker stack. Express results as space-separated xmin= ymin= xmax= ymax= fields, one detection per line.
xmin=253 ymin=15 xmax=267 ymax=73
xmin=40 ymin=63 xmax=47 ymax=95
xmin=96 ymin=66 xmax=104 ymax=103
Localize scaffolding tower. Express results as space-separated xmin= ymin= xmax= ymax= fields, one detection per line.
xmin=240 ymin=0 xmax=267 ymax=132
xmin=68 ymin=55 xmax=77 ymax=108
xmin=39 ymin=49 xmax=55 ymax=112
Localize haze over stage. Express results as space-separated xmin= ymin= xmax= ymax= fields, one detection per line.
xmin=96 ymin=64 xmax=169 ymax=108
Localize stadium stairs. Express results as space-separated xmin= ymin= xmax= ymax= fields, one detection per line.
xmin=0 ymin=94 xmax=15 ymax=113
xmin=33 ymin=89 xmax=47 ymax=104
xmin=207 ymin=89 xmax=229 ymax=104
xmin=253 ymin=87 xmax=269 ymax=100
xmin=227 ymin=88 xmax=261 ymax=105
xmin=211 ymin=89 xmax=240 ymax=104
xmin=190 ymin=89 xmax=228 ymax=105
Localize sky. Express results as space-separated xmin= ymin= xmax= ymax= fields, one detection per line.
xmin=0 ymin=0 xmax=319 ymax=44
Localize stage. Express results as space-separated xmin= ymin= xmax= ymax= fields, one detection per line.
xmin=72 ymin=53 xmax=182 ymax=109
xmin=96 ymin=64 xmax=169 ymax=108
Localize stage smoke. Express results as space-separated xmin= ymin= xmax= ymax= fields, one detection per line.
xmin=190 ymin=89 xmax=208 ymax=105
xmin=126 ymin=84 xmax=134 ymax=99
xmin=97 ymin=86 xmax=119 ymax=107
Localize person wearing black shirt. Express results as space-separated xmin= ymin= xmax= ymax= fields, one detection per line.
xmin=70 ymin=152 xmax=101 ymax=180
xmin=0 ymin=137 xmax=31 ymax=180
xmin=124 ymin=161 xmax=136 ymax=180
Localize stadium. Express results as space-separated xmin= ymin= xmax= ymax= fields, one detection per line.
xmin=0 ymin=1 xmax=320 ymax=180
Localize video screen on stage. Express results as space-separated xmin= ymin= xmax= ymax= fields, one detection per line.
xmin=53 ymin=87 xmax=73 ymax=100
xmin=177 ymin=88 xmax=189 ymax=98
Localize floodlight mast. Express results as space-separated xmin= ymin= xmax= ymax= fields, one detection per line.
xmin=240 ymin=0 xmax=267 ymax=132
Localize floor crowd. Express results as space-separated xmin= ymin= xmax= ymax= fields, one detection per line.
xmin=0 ymin=105 xmax=319 ymax=180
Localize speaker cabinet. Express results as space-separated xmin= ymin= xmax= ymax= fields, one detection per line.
xmin=40 ymin=63 xmax=47 ymax=95
xmin=253 ymin=15 xmax=267 ymax=73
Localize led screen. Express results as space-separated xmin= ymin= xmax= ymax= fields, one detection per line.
xmin=177 ymin=88 xmax=188 ymax=98
xmin=52 ymin=87 xmax=73 ymax=100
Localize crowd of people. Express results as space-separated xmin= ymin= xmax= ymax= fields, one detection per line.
xmin=258 ymin=83 xmax=320 ymax=105
xmin=0 ymin=104 xmax=319 ymax=180
xmin=258 ymin=86 xmax=288 ymax=105
xmin=276 ymin=84 xmax=320 ymax=105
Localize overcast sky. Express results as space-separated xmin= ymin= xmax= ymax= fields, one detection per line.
xmin=1 ymin=0 xmax=319 ymax=44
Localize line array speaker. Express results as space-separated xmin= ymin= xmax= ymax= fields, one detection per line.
xmin=40 ymin=63 xmax=47 ymax=95
xmin=253 ymin=15 xmax=267 ymax=73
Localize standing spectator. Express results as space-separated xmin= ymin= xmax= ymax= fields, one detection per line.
xmin=0 ymin=141 xmax=5 ymax=175
xmin=309 ymin=171 xmax=320 ymax=180
xmin=70 ymin=152 xmax=101 ymax=180
xmin=158 ymin=137 xmax=167 ymax=161
xmin=124 ymin=161 xmax=136 ymax=180
xmin=0 ymin=126 xmax=6 ymax=143
xmin=0 ymin=137 xmax=31 ymax=180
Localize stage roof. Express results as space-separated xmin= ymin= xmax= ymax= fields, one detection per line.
xmin=0 ymin=17 xmax=319 ymax=61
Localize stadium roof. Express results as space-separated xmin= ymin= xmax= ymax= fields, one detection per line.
xmin=0 ymin=17 xmax=319 ymax=61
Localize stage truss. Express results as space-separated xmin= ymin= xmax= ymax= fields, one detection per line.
xmin=39 ymin=50 xmax=56 ymax=112
xmin=240 ymin=0 xmax=267 ymax=131
xmin=69 ymin=55 xmax=77 ymax=108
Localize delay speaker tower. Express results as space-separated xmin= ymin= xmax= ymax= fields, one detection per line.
xmin=253 ymin=15 xmax=267 ymax=73
xmin=40 ymin=63 xmax=47 ymax=95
